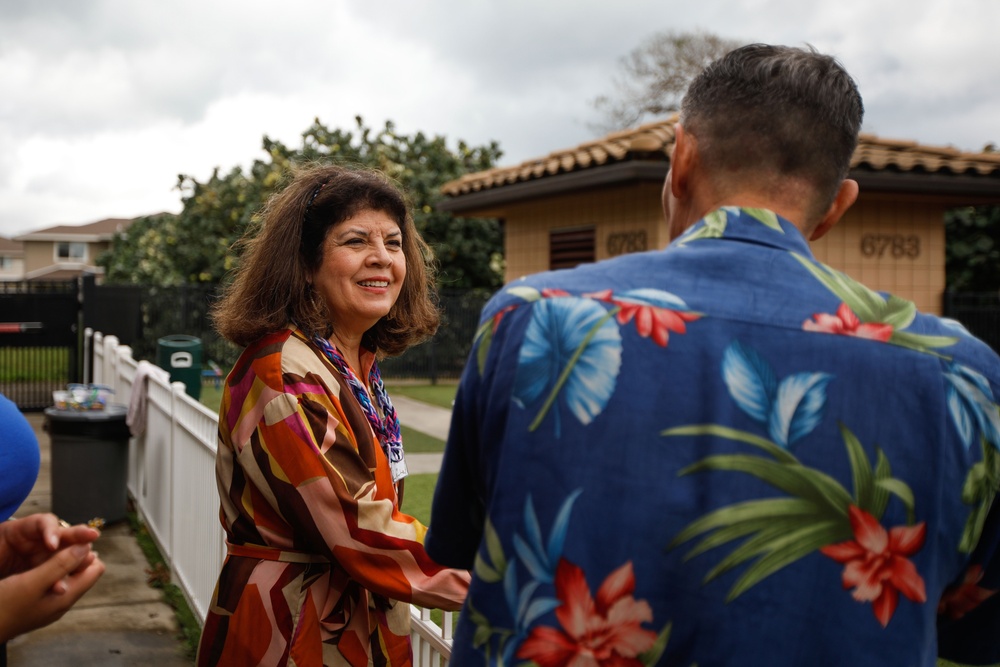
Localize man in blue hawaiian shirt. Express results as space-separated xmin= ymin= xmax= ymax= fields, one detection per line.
xmin=426 ymin=44 xmax=1000 ymax=666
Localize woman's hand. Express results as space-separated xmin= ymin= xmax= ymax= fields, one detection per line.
xmin=0 ymin=514 xmax=105 ymax=641
xmin=0 ymin=513 xmax=100 ymax=578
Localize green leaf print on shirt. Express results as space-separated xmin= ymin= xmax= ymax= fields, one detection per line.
xmin=661 ymin=421 xmax=926 ymax=624
xmin=791 ymin=252 xmax=958 ymax=355
xmin=960 ymin=437 xmax=1000 ymax=553
xmin=674 ymin=207 xmax=731 ymax=245
xmin=743 ymin=208 xmax=783 ymax=233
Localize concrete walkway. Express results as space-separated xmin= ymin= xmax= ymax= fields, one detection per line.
xmin=6 ymin=395 xmax=452 ymax=665
xmin=392 ymin=394 xmax=451 ymax=474
xmin=8 ymin=412 xmax=191 ymax=666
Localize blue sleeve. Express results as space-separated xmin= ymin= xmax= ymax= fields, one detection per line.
xmin=936 ymin=363 xmax=1000 ymax=664
xmin=425 ymin=296 xmax=527 ymax=569
xmin=424 ymin=355 xmax=488 ymax=569
xmin=937 ymin=498 xmax=1000 ymax=663
xmin=0 ymin=393 xmax=41 ymax=520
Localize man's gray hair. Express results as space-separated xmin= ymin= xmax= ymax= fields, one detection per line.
xmin=680 ymin=44 xmax=864 ymax=214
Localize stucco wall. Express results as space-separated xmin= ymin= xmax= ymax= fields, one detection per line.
xmin=22 ymin=242 xmax=54 ymax=273
xmin=812 ymin=194 xmax=946 ymax=315
xmin=22 ymin=240 xmax=109 ymax=274
xmin=0 ymin=258 xmax=24 ymax=280
xmin=504 ymin=182 xmax=665 ymax=282
xmin=502 ymin=187 xmax=946 ymax=315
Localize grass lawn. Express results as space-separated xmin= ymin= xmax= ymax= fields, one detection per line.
xmin=0 ymin=347 xmax=69 ymax=381
xmin=401 ymin=425 xmax=445 ymax=452
xmin=400 ymin=473 xmax=438 ymax=526
xmin=200 ymin=383 xmax=457 ymax=414
xmin=386 ymin=383 xmax=458 ymax=409
xmin=199 ymin=383 xmax=224 ymax=413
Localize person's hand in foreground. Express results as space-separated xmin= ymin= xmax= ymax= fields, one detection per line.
xmin=0 ymin=513 xmax=106 ymax=642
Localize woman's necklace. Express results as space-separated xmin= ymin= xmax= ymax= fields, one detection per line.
xmin=311 ymin=335 xmax=408 ymax=482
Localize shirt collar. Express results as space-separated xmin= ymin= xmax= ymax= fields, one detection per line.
xmin=671 ymin=206 xmax=815 ymax=258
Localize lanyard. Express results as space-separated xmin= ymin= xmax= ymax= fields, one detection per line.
xmin=311 ymin=335 xmax=408 ymax=482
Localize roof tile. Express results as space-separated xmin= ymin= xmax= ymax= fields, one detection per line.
xmin=442 ymin=116 xmax=1000 ymax=197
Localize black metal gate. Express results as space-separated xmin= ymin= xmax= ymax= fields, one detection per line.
xmin=0 ymin=281 xmax=80 ymax=411
xmin=943 ymin=291 xmax=1000 ymax=355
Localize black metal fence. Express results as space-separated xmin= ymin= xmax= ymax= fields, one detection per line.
xmin=126 ymin=285 xmax=494 ymax=383
xmin=380 ymin=288 xmax=493 ymax=381
xmin=0 ymin=281 xmax=80 ymax=410
xmin=5 ymin=279 xmax=1000 ymax=409
xmin=137 ymin=287 xmax=995 ymax=381
xmin=943 ymin=291 xmax=1000 ymax=354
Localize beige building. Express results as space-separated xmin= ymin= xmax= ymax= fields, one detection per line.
xmin=15 ymin=217 xmax=132 ymax=281
xmin=441 ymin=117 xmax=1000 ymax=315
xmin=0 ymin=237 xmax=25 ymax=281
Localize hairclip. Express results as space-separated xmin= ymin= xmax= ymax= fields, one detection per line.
xmin=303 ymin=179 xmax=329 ymax=220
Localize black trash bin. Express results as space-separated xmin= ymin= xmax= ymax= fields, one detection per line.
xmin=45 ymin=404 xmax=130 ymax=526
xmin=157 ymin=334 xmax=203 ymax=400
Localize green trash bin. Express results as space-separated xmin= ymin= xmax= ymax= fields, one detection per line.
xmin=157 ymin=334 xmax=203 ymax=400
xmin=45 ymin=404 xmax=130 ymax=525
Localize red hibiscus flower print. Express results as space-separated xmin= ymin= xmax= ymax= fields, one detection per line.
xmin=517 ymin=559 xmax=657 ymax=667
xmin=490 ymin=304 xmax=517 ymax=334
xmin=803 ymin=303 xmax=894 ymax=341
xmin=820 ymin=505 xmax=927 ymax=627
xmin=587 ymin=288 xmax=700 ymax=347
xmin=938 ymin=565 xmax=998 ymax=620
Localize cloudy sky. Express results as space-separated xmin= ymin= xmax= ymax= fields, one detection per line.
xmin=1 ymin=0 xmax=997 ymax=238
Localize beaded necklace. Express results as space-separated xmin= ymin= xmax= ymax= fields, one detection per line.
xmin=311 ymin=335 xmax=407 ymax=482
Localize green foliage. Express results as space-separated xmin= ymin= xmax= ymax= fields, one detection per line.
xmin=945 ymin=205 xmax=1000 ymax=292
xmin=98 ymin=116 xmax=505 ymax=289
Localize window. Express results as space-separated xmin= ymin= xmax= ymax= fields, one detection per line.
xmin=549 ymin=227 xmax=595 ymax=270
xmin=56 ymin=242 xmax=87 ymax=262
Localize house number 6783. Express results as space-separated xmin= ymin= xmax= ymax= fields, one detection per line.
xmin=860 ymin=234 xmax=920 ymax=259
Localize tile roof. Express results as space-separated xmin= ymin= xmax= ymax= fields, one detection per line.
xmin=28 ymin=217 xmax=133 ymax=236
xmin=442 ymin=115 xmax=1000 ymax=198
xmin=0 ymin=237 xmax=24 ymax=254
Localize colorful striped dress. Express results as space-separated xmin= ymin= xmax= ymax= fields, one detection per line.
xmin=196 ymin=327 xmax=468 ymax=666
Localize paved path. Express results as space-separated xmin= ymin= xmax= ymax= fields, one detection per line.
xmin=9 ymin=413 xmax=191 ymax=666
xmin=392 ymin=394 xmax=452 ymax=441
xmin=392 ymin=394 xmax=451 ymax=475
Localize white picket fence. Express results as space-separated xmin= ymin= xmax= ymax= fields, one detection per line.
xmin=87 ymin=329 xmax=454 ymax=664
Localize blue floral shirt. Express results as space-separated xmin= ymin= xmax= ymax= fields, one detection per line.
xmin=426 ymin=208 xmax=1000 ymax=666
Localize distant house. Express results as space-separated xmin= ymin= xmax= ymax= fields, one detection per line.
xmin=14 ymin=217 xmax=132 ymax=282
xmin=0 ymin=237 xmax=25 ymax=281
xmin=440 ymin=116 xmax=1000 ymax=315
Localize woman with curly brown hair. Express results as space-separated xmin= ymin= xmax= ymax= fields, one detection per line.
xmin=197 ymin=165 xmax=468 ymax=667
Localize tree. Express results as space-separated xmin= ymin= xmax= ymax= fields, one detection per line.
xmin=590 ymin=30 xmax=742 ymax=134
xmin=945 ymin=205 xmax=1000 ymax=292
xmin=99 ymin=117 xmax=504 ymax=289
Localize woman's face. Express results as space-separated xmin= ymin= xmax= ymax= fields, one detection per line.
xmin=310 ymin=208 xmax=406 ymax=339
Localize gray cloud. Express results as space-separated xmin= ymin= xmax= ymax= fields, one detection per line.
xmin=0 ymin=0 xmax=997 ymax=236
